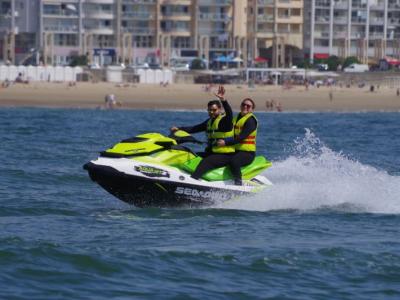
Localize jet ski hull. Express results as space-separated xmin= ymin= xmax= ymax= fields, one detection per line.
xmin=84 ymin=162 xmax=248 ymax=208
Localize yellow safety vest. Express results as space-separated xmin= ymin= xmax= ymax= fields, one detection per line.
xmin=233 ymin=113 xmax=257 ymax=152
xmin=206 ymin=114 xmax=235 ymax=153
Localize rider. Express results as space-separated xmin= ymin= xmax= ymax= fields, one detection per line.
xmin=217 ymin=98 xmax=258 ymax=185
xmin=170 ymin=86 xmax=235 ymax=180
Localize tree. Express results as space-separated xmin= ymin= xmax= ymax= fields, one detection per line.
xmin=190 ymin=58 xmax=206 ymax=70
xmin=342 ymin=56 xmax=360 ymax=69
xmin=326 ymin=55 xmax=341 ymax=71
xmin=69 ymin=55 xmax=88 ymax=67
xmin=297 ymin=58 xmax=312 ymax=69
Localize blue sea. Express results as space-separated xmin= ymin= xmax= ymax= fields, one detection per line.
xmin=1 ymin=108 xmax=400 ymax=299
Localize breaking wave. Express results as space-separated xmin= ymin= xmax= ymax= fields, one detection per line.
xmin=218 ymin=129 xmax=400 ymax=214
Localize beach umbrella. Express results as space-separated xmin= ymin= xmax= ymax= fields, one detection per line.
xmin=214 ymin=55 xmax=228 ymax=62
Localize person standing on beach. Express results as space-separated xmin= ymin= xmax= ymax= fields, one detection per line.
xmin=216 ymin=98 xmax=258 ymax=186
xmin=170 ymin=85 xmax=234 ymax=180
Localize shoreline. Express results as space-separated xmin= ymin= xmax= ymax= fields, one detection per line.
xmin=1 ymin=82 xmax=400 ymax=112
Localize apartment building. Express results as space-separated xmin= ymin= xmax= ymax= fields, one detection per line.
xmin=38 ymin=0 xmax=239 ymax=66
xmin=304 ymin=0 xmax=400 ymax=63
xmin=1 ymin=0 xmax=305 ymax=67
xmin=247 ymin=0 xmax=304 ymax=67
xmin=0 ymin=0 xmax=38 ymax=64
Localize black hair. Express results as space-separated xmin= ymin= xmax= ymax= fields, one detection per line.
xmin=207 ymin=100 xmax=221 ymax=108
xmin=241 ymin=98 xmax=256 ymax=109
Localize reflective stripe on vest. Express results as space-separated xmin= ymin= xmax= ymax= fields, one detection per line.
xmin=206 ymin=114 xmax=235 ymax=153
xmin=233 ymin=113 xmax=257 ymax=152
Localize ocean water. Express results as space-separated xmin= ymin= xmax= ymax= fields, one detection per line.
xmin=1 ymin=108 xmax=400 ymax=299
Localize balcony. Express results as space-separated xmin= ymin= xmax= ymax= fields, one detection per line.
xmin=370 ymin=17 xmax=384 ymax=25
xmin=315 ymin=16 xmax=330 ymax=23
xmin=257 ymin=0 xmax=274 ymax=6
xmin=198 ymin=13 xmax=231 ymax=21
xmin=84 ymin=26 xmax=114 ymax=35
xmin=257 ymin=14 xmax=274 ymax=22
xmin=122 ymin=0 xmax=156 ymax=3
xmin=84 ymin=10 xmax=114 ymax=19
xmin=315 ymin=31 xmax=330 ymax=38
xmin=333 ymin=31 xmax=347 ymax=38
xmin=85 ymin=0 xmax=114 ymax=3
xmin=256 ymin=27 xmax=274 ymax=34
xmin=160 ymin=0 xmax=191 ymax=4
xmin=161 ymin=27 xmax=190 ymax=34
xmin=42 ymin=6 xmax=79 ymax=18
xmin=315 ymin=1 xmax=330 ymax=7
xmin=350 ymin=32 xmax=365 ymax=39
xmin=388 ymin=3 xmax=400 ymax=10
xmin=333 ymin=16 xmax=347 ymax=24
xmin=351 ymin=17 xmax=366 ymax=24
xmin=122 ymin=12 xmax=154 ymax=19
xmin=161 ymin=12 xmax=190 ymax=17
xmin=334 ymin=1 xmax=348 ymax=9
xmin=351 ymin=3 xmax=367 ymax=9
xmin=370 ymin=3 xmax=385 ymax=10
xmin=43 ymin=24 xmax=79 ymax=33
xmin=368 ymin=32 xmax=384 ymax=39
xmin=198 ymin=27 xmax=229 ymax=35
xmin=196 ymin=0 xmax=232 ymax=6
xmin=122 ymin=27 xmax=155 ymax=35
xmin=388 ymin=18 xmax=400 ymax=26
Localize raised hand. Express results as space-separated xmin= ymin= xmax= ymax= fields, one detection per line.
xmin=214 ymin=85 xmax=226 ymax=101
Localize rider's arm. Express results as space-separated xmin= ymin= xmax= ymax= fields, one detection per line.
xmin=225 ymin=117 xmax=257 ymax=145
xmin=218 ymin=100 xmax=233 ymax=132
xmin=179 ymin=120 xmax=208 ymax=134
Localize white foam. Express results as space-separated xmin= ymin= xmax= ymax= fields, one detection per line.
xmin=217 ymin=129 xmax=400 ymax=214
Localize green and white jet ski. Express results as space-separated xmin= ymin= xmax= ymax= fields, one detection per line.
xmin=83 ymin=131 xmax=272 ymax=207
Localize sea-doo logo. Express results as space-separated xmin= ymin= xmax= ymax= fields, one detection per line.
xmin=134 ymin=165 xmax=170 ymax=178
xmin=175 ymin=187 xmax=230 ymax=201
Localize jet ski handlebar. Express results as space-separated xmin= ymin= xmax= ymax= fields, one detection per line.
xmin=169 ymin=130 xmax=204 ymax=145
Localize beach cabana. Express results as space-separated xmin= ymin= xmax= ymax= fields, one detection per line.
xmin=0 ymin=65 xmax=8 ymax=81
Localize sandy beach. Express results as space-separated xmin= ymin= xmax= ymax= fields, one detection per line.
xmin=1 ymin=82 xmax=400 ymax=112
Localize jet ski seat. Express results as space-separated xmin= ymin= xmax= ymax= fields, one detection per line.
xmin=181 ymin=156 xmax=272 ymax=181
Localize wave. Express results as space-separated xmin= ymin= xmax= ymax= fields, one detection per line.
xmin=217 ymin=129 xmax=400 ymax=214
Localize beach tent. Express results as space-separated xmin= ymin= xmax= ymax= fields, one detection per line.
xmin=137 ymin=69 xmax=146 ymax=83
xmin=155 ymin=69 xmax=163 ymax=84
xmin=64 ymin=66 xmax=73 ymax=82
xmin=55 ymin=66 xmax=64 ymax=81
xmin=45 ymin=66 xmax=55 ymax=82
xmin=37 ymin=66 xmax=45 ymax=81
xmin=27 ymin=66 xmax=36 ymax=81
xmin=145 ymin=69 xmax=155 ymax=84
xmin=72 ymin=67 xmax=83 ymax=81
xmin=0 ymin=65 xmax=8 ymax=80
xmin=163 ymin=69 xmax=173 ymax=84
xmin=8 ymin=66 xmax=18 ymax=81
xmin=17 ymin=66 xmax=26 ymax=77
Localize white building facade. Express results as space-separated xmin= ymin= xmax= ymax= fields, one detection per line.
xmin=304 ymin=0 xmax=400 ymax=62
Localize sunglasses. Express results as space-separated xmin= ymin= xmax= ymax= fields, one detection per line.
xmin=208 ymin=108 xmax=218 ymax=112
xmin=241 ymin=103 xmax=253 ymax=108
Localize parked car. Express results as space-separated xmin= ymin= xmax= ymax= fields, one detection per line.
xmin=171 ymin=63 xmax=190 ymax=71
xmin=317 ymin=63 xmax=328 ymax=71
xmin=88 ymin=63 xmax=101 ymax=69
xmin=126 ymin=63 xmax=149 ymax=70
xmin=149 ymin=63 xmax=161 ymax=70
xmin=343 ymin=63 xmax=369 ymax=73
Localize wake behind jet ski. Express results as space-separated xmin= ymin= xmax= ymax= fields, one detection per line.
xmin=83 ymin=130 xmax=272 ymax=207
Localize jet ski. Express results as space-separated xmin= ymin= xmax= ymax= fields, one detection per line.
xmin=83 ymin=130 xmax=272 ymax=207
